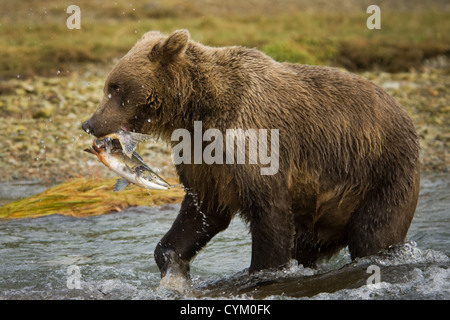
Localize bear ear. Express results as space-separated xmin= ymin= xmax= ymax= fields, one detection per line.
xmin=149 ymin=29 xmax=190 ymax=64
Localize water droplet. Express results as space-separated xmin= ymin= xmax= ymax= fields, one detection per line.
xmin=147 ymin=119 xmax=151 ymax=122
xmin=57 ymin=70 xmax=60 ymax=75
xmin=108 ymin=93 xmax=112 ymax=99
xmin=16 ymin=74 xmax=20 ymax=79
xmin=134 ymin=29 xmax=138 ymax=34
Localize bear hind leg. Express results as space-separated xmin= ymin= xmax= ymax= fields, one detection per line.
xmin=295 ymin=239 xmax=346 ymax=268
xmin=347 ymin=175 xmax=419 ymax=259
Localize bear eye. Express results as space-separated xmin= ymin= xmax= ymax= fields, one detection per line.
xmin=109 ymin=84 xmax=121 ymax=94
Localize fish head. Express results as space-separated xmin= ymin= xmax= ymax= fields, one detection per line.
xmin=134 ymin=166 xmax=170 ymax=189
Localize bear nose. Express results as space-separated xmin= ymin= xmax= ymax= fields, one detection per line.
xmin=82 ymin=120 xmax=95 ymax=136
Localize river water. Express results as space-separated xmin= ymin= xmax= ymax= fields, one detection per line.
xmin=0 ymin=173 xmax=448 ymax=300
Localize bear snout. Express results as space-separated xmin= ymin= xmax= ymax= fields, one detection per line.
xmin=82 ymin=119 xmax=96 ymax=136
xmin=82 ymin=116 xmax=125 ymax=138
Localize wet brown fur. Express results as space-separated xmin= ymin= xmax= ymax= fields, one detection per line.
xmin=83 ymin=30 xmax=421 ymax=276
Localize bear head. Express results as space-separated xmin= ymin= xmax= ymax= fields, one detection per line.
xmin=82 ymin=29 xmax=192 ymax=139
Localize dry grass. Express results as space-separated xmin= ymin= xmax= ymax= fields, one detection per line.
xmin=0 ymin=177 xmax=185 ymax=219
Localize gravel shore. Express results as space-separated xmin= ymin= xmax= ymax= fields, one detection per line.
xmin=0 ymin=64 xmax=448 ymax=185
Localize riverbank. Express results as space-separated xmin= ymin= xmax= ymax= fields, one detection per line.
xmin=0 ymin=64 xmax=448 ymax=187
xmin=1 ymin=64 xmax=448 ymax=218
xmin=1 ymin=0 xmax=448 ymax=186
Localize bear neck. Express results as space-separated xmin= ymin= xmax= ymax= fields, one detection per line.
xmin=149 ymin=43 xmax=251 ymax=140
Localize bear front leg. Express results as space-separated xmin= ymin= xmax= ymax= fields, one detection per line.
xmin=154 ymin=192 xmax=232 ymax=281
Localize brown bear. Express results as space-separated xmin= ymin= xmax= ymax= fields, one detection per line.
xmin=82 ymin=30 xmax=420 ymax=281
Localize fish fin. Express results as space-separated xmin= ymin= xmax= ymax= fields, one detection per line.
xmin=132 ymin=151 xmax=146 ymax=164
xmin=119 ymin=131 xmax=153 ymax=158
xmin=83 ymin=148 xmax=95 ymax=155
xmin=103 ymin=130 xmax=152 ymax=158
xmin=120 ymin=140 xmax=137 ymax=158
xmin=131 ymin=152 xmax=158 ymax=175
xmin=132 ymin=164 xmax=170 ymax=189
xmin=128 ymin=131 xmax=153 ymax=142
xmin=114 ymin=178 xmax=130 ymax=192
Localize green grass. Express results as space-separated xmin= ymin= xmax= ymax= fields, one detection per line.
xmin=0 ymin=0 xmax=449 ymax=78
